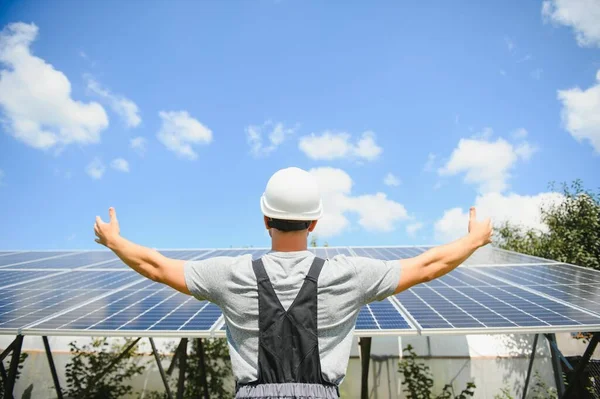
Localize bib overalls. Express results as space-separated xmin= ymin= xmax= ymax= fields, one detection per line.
xmin=235 ymin=257 xmax=340 ymax=399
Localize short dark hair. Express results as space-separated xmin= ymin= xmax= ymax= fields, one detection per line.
xmin=267 ymin=218 xmax=311 ymax=232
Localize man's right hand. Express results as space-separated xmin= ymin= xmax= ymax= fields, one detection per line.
xmin=468 ymin=207 xmax=492 ymax=247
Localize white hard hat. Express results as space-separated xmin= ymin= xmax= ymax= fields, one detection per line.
xmin=260 ymin=167 xmax=323 ymax=221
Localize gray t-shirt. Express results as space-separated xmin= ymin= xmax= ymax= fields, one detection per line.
xmin=183 ymin=251 xmax=401 ymax=385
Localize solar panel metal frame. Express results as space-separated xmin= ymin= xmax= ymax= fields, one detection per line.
xmin=2 ymin=246 xmax=600 ymax=338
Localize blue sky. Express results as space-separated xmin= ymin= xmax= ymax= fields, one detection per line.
xmin=0 ymin=0 xmax=599 ymax=250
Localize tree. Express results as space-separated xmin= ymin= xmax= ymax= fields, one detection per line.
xmin=146 ymin=338 xmax=233 ymax=398
xmin=63 ymin=337 xmax=146 ymax=399
xmin=495 ymin=180 xmax=599 ymax=271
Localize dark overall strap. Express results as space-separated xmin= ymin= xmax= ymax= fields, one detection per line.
xmin=247 ymin=256 xmax=330 ymax=388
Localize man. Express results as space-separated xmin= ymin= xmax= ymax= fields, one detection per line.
xmin=94 ymin=167 xmax=492 ymax=399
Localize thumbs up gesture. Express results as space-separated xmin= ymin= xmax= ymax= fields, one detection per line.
xmin=468 ymin=207 xmax=493 ymax=247
xmin=94 ymin=207 xmax=121 ymax=248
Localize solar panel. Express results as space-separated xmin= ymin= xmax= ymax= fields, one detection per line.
xmin=0 ymin=270 xmax=65 ymax=289
xmin=395 ymin=266 xmax=600 ymax=333
xmin=1 ymin=246 xmax=599 ymax=337
xmin=0 ymin=251 xmax=74 ymax=267
xmin=26 ymin=282 xmax=221 ymax=336
xmin=0 ymin=251 xmax=118 ymax=270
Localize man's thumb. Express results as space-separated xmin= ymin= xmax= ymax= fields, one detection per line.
xmin=469 ymin=207 xmax=476 ymax=221
xmin=109 ymin=207 xmax=118 ymax=223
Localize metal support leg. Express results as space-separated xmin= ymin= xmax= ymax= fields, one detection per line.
xmin=522 ymin=334 xmax=538 ymax=399
xmin=167 ymin=339 xmax=184 ymax=376
xmin=176 ymin=338 xmax=188 ymax=399
xmin=197 ymin=339 xmax=209 ymax=399
xmin=80 ymin=337 xmax=141 ymax=398
xmin=4 ymin=335 xmax=23 ymax=399
xmin=359 ymin=337 xmax=372 ymax=399
xmin=562 ymin=332 xmax=599 ymax=399
xmin=545 ymin=334 xmax=566 ymax=396
xmin=149 ymin=338 xmax=173 ymax=399
xmin=42 ymin=337 xmax=63 ymax=399
xmin=0 ymin=361 xmax=14 ymax=399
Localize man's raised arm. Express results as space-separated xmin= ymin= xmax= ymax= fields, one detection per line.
xmin=94 ymin=207 xmax=191 ymax=295
xmin=394 ymin=207 xmax=492 ymax=294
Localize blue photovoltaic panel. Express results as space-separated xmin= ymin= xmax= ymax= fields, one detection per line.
xmin=158 ymin=250 xmax=215 ymax=260
xmin=462 ymin=247 xmax=557 ymax=265
xmin=354 ymin=299 xmax=412 ymax=331
xmin=11 ymin=270 xmax=140 ymax=290
xmin=471 ymin=264 xmax=600 ymax=316
xmin=474 ymin=264 xmax=600 ymax=286
xmin=27 ymin=283 xmax=221 ymax=333
xmin=351 ymin=247 xmax=427 ymax=260
xmin=0 ymin=272 xmax=143 ymax=331
xmin=396 ymin=267 xmax=600 ymax=331
xmin=1 ymin=251 xmax=118 ymax=270
xmin=0 ymin=270 xmax=65 ymax=289
xmin=309 ymin=247 xmax=353 ymax=259
xmin=0 ymin=251 xmax=73 ymax=267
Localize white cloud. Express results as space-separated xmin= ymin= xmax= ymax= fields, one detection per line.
xmin=309 ymin=167 xmax=409 ymax=237
xmin=157 ymin=111 xmax=212 ymax=160
xmin=86 ymin=77 xmax=141 ymax=128
xmin=438 ymin=135 xmax=535 ymax=193
xmin=406 ymin=222 xmax=424 ymax=236
xmin=514 ymin=142 xmax=537 ymax=160
xmin=0 ymin=23 xmax=108 ymax=150
xmin=86 ymin=158 xmax=105 ymax=180
xmin=299 ymin=131 xmax=382 ymax=162
xmin=511 ymin=128 xmax=528 ymax=140
xmin=434 ymin=191 xmax=564 ymax=242
xmin=110 ymin=158 xmax=129 ymax=172
xmin=424 ymin=153 xmax=436 ymax=171
xmin=542 ymin=0 xmax=600 ymax=47
xmin=130 ymin=136 xmax=147 ymax=155
xmin=557 ymin=70 xmax=600 ymax=153
xmin=246 ymin=120 xmax=297 ymax=157
xmin=384 ymin=173 xmax=401 ymax=187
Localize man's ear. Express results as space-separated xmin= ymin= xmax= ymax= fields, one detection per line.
xmin=308 ymin=220 xmax=318 ymax=232
xmin=264 ymin=216 xmax=270 ymax=230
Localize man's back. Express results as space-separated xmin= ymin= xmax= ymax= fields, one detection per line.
xmin=184 ymin=250 xmax=401 ymax=385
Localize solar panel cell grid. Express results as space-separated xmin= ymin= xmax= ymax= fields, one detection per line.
xmin=0 ymin=252 xmax=73 ymax=267
xmin=0 ymin=270 xmax=64 ymax=288
xmin=1 ymin=251 xmax=118 ymax=270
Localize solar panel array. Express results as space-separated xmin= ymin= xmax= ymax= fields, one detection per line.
xmin=0 ymin=247 xmax=599 ymax=337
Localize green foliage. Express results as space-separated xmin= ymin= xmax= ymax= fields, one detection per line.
xmin=63 ymin=337 xmax=146 ymax=399
xmin=495 ymin=180 xmax=600 ymax=271
xmin=185 ymin=338 xmax=233 ymax=398
xmin=310 ymin=235 xmax=318 ymax=247
xmin=494 ymin=371 xmax=557 ymax=399
xmin=146 ymin=338 xmax=233 ymax=399
xmin=0 ymin=352 xmax=28 ymax=397
xmin=398 ymin=345 xmax=476 ymax=399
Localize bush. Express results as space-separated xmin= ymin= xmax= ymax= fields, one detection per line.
xmin=398 ymin=344 xmax=476 ymax=399
xmin=63 ymin=337 xmax=146 ymax=399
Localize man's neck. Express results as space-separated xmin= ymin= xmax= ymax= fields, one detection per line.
xmin=270 ymin=233 xmax=308 ymax=252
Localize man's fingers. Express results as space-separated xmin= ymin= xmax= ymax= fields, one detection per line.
xmin=109 ymin=207 xmax=117 ymax=223
xmin=469 ymin=207 xmax=476 ymax=221
xmin=94 ymin=238 xmax=101 ymax=245
xmin=96 ymin=216 xmax=103 ymax=225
